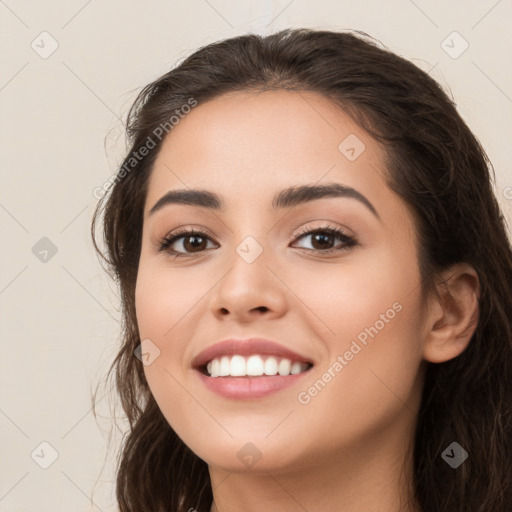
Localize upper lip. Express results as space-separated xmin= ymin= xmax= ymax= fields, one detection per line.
xmin=192 ymin=338 xmax=315 ymax=369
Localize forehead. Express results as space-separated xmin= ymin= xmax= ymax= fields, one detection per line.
xmin=144 ymin=89 xmax=394 ymax=215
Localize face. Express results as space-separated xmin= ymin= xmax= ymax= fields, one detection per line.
xmin=135 ymin=90 xmax=429 ymax=474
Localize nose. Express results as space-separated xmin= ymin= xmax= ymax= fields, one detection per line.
xmin=208 ymin=244 xmax=288 ymax=323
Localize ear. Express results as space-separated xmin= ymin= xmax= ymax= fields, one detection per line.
xmin=422 ymin=263 xmax=480 ymax=363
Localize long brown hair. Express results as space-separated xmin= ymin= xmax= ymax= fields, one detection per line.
xmin=91 ymin=28 xmax=512 ymax=511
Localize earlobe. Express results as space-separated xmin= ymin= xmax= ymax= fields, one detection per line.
xmin=422 ymin=263 xmax=480 ymax=364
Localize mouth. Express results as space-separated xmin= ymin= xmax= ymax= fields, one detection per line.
xmin=192 ymin=338 xmax=315 ymax=399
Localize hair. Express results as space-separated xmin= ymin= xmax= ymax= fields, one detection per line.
xmin=91 ymin=28 xmax=512 ymax=511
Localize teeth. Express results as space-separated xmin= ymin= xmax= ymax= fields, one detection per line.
xmin=264 ymin=357 xmax=278 ymax=376
xmin=211 ymin=358 xmax=220 ymax=377
xmin=219 ymin=356 xmax=230 ymax=376
xmin=290 ymin=361 xmax=303 ymax=375
xmin=278 ymin=358 xmax=291 ymax=376
xmin=246 ymin=355 xmax=264 ymax=376
xmin=205 ymin=355 xmax=310 ymax=378
xmin=230 ymin=355 xmax=246 ymax=376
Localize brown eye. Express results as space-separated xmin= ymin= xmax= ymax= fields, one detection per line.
xmin=292 ymin=226 xmax=357 ymax=253
xmin=309 ymin=232 xmax=336 ymax=250
xmin=159 ymin=230 xmax=217 ymax=257
xmin=182 ymin=234 xmax=208 ymax=252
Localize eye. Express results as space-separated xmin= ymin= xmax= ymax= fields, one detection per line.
xmin=158 ymin=224 xmax=357 ymax=258
xmin=291 ymin=224 xmax=357 ymax=253
xmin=158 ymin=228 xmax=218 ymax=258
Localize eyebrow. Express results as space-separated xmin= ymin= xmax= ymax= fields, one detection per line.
xmin=148 ymin=182 xmax=380 ymax=219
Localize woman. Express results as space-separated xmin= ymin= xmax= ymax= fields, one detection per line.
xmin=92 ymin=28 xmax=512 ymax=511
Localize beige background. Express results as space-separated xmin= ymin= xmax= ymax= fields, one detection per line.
xmin=1 ymin=1 xmax=511 ymax=510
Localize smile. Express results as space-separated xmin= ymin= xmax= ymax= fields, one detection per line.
xmin=193 ymin=338 xmax=315 ymax=399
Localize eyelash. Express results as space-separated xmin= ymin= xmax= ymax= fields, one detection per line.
xmin=158 ymin=224 xmax=357 ymax=258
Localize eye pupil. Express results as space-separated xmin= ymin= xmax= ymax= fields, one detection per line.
xmin=184 ymin=235 xmax=206 ymax=252
xmin=312 ymin=233 xmax=333 ymax=249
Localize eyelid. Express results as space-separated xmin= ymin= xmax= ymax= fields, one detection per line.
xmin=292 ymin=222 xmax=353 ymax=240
xmin=160 ymin=224 xmax=218 ymax=242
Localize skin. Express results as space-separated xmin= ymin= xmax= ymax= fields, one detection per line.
xmin=135 ymin=90 xmax=480 ymax=512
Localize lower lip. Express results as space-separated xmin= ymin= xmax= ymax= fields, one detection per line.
xmin=195 ymin=369 xmax=312 ymax=399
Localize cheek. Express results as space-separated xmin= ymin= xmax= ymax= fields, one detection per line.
xmin=135 ymin=260 xmax=204 ymax=348
xmin=296 ymin=264 xmax=425 ymax=439
xmin=135 ymin=263 xmax=189 ymax=392
xmin=292 ymin=242 xmax=419 ymax=344
xmin=135 ymin=262 xmax=204 ymax=436
xmin=300 ymin=297 xmax=424 ymax=442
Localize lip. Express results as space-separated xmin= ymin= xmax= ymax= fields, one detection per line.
xmin=192 ymin=338 xmax=315 ymax=400
xmin=192 ymin=338 xmax=314 ymax=369
xmin=196 ymin=371 xmax=311 ymax=399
